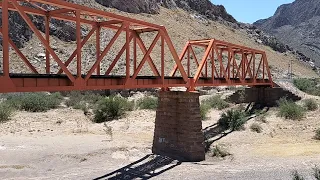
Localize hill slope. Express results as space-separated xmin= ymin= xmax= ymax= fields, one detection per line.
xmin=254 ymin=0 xmax=320 ymax=68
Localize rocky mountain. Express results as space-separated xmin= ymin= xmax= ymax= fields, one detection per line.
xmin=254 ymin=0 xmax=320 ymax=68
xmin=94 ymin=0 xmax=236 ymax=23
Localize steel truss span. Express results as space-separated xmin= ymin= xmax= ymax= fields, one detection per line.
xmin=0 ymin=0 xmax=273 ymax=93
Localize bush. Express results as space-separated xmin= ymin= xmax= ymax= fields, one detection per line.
xmin=315 ymin=129 xmax=320 ymax=140
xmin=292 ymin=170 xmax=305 ymax=180
xmin=6 ymin=93 xmax=62 ymax=112
xmin=137 ymin=96 xmax=158 ymax=110
xmin=250 ymin=123 xmax=263 ymax=133
xmin=200 ymin=103 xmax=211 ymax=120
xmin=304 ymin=99 xmax=318 ymax=111
xmin=93 ymin=96 xmax=134 ymax=123
xmin=277 ymin=98 xmax=305 ymax=120
xmin=0 ymin=103 xmax=14 ymax=123
xmin=66 ymin=91 xmax=103 ymax=109
xmin=218 ymin=109 xmax=247 ymax=131
xmin=202 ymin=95 xmax=230 ymax=110
xmin=294 ymin=78 xmax=320 ymax=96
xmin=209 ymin=145 xmax=231 ymax=158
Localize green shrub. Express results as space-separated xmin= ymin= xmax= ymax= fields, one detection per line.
xmin=315 ymin=129 xmax=320 ymax=140
xmin=66 ymin=91 xmax=103 ymax=110
xmin=294 ymin=79 xmax=316 ymax=92
xmin=202 ymin=95 xmax=230 ymax=110
xmin=6 ymin=93 xmax=62 ymax=112
xmin=0 ymin=103 xmax=14 ymax=123
xmin=304 ymin=99 xmax=318 ymax=111
xmin=218 ymin=109 xmax=247 ymax=131
xmin=209 ymin=145 xmax=231 ymax=158
xmin=250 ymin=123 xmax=263 ymax=133
xmin=292 ymin=170 xmax=305 ymax=180
xmin=277 ymin=98 xmax=305 ymax=120
xmin=200 ymin=103 xmax=211 ymax=120
xmin=137 ymin=96 xmax=158 ymax=110
xmin=294 ymin=78 xmax=320 ymax=96
xmin=93 ymin=96 xmax=133 ymax=123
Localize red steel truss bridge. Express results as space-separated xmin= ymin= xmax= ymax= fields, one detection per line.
xmin=0 ymin=0 xmax=273 ymax=93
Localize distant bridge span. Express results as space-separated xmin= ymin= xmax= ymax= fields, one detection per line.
xmin=0 ymin=0 xmax=273 ymax=93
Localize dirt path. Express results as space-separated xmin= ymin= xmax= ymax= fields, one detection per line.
xmin=1 ymin=106 xmax=320 ymax=179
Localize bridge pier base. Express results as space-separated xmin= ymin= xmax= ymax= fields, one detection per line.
xmin=152 ymin=91 xmax=205 ymax=162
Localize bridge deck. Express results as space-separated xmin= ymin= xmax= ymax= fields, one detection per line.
xmin=0 ymin=73 xmax=272 ymax=93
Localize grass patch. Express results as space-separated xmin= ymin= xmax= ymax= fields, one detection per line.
xmin=202 ymin=95 xmax=230 ymax=110
xmin=315 ymin=129 xmax=320 ymax=140
xmin=218 ymin=109 xmax=247 ymax=131
xmin=137 ymin=96 xmax=158 ymax=110
xmin=65 ymin=91 xmax=103 ymax=109
xmin=200 ymin=103 xmax=211 ymax=121
xmin=209 ymin=145 xmax=231 ymax=158
xmin=93 ymin=96 xmax=134 ymax=123
xmin=277 ymin=98 xmax=305 ymax=120
xmin=303 ymin=99 xmax=318 ymax=111
xmin=0 ymin=103 xmax=14 ymax=123
xmin=250 ymin=123 xmax=263 ymax=133
xmin=293 ymin=78 xmax=320 ymax=96
xmin=5 ymin=93 xmax=62 ymax=112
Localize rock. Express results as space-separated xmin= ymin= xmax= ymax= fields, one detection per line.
xmin=94 ymin=0 xmax=236 ymax=23
xmin=36 ymin=53 xmax=46 ymax=58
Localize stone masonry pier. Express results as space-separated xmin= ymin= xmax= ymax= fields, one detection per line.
xmin=152 ymin=91 xmax=205 ymax=162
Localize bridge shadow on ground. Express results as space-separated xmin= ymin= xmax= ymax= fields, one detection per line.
xmin=203 ymin=103 xmax=270 ymax=151
xmin=93 ymin=154 xmax=181 ymax=180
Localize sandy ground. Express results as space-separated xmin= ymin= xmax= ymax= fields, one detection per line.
xmin=1 ymin=94 xmax=320 ymax=180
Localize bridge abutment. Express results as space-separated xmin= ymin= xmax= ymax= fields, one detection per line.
xmin=228 ymin=87 xmax=301 ymax=106
xmin=152 ymin=91 xmax=205 ymax=162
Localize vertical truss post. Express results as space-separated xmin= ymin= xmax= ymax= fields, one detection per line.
xmin=263 ymin=54 xmax=265 ymax=80
xmin=219 ymin=49 xmax=223 ymax=78
xmin=205 ymin=58 xmax=208 ymax=78
xmin=133 ymin=33 xmax=137 ymax=71
xmin=2 ymin=0 xmax=9 ymax=77
xmin=96 ymin=25 xmax=101 ymax=75
xmin=233 ymin=52 xmax=236 ymax=79
xmin=45 ymin=15 xmax=50 ymax=74
xmin=212 ymin=44 xmax=215 ymax=82
xmin=262 ymin=52 xmax=273 ymax=86
xmin=125 ymin=22 xmax=130 ymax=80
xmin=227 ymin=47 xmax=231 ymax=80
xmin=241 ymin=51 xmax=245 ymax=80
xmin=76 ymin=10 xmax=81 ymax=77
xmin=161 ymin=34 xmax=165 ymax=86
xmin=252 ymin=52 xmax=256 ymax=83
xmin=187 ymin=45 xmax=190 ymax=77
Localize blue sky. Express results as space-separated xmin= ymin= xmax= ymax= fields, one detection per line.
xmin=211 ymin=0 xmax=294 ymax=23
